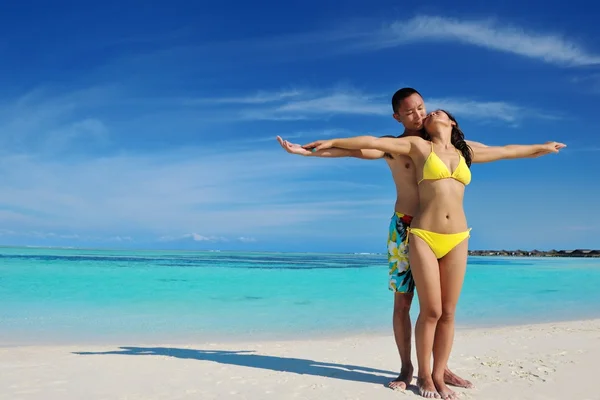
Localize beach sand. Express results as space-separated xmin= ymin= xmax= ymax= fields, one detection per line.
xmin=1 ymin=319 xmax=598 ymax=400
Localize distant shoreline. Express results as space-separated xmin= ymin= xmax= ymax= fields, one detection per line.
xmin=468 ymin=249 xmax=600 ymax=258
xmin=1 ymin=245 xmax=598 ymax=257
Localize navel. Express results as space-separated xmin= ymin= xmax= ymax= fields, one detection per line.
xmin=405 ymin=163 xmax=411 ymax=169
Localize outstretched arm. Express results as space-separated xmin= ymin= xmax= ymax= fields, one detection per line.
xmin=277 ymin=136 xmax=384 ymax=159
xmin=467 ymin=139 xmax=548 ymax=158
xmin=466 ymin=140 xmax=488 ymax=148
xmin=472 ymin=141 xmax=566 ymax=164
xmin=303 ymin=135 xmax=417 ymax=157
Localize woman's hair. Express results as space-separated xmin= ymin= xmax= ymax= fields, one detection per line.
xmin=423 ymin=110 xmax=473 ymax=167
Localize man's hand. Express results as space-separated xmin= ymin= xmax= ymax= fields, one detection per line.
xmin=301 ymin=139 xmax=335 ymax=152
xmin=276 ymin=136 xmax=314 ymax=156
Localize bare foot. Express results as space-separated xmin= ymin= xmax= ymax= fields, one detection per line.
xmin=417 ymin=376 xmax=441 ymax=399
xmin=444 ymin=368 xmax=474 ymax=388
xmin=433 ymin=374 xmax=457 ymax=400
xmin=388 ymin=364 xmax=413 ymax=391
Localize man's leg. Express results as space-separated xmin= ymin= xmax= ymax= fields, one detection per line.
xmin=390 ymin=292 xmax=414 ymax=390
xmin=387 ymin=212 xmax=416 ymax=390
xmin=444 ymin=366 xmax=473 ymax=388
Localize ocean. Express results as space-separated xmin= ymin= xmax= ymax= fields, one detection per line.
xmin=1 ymin=247 xmax=599 ymax=345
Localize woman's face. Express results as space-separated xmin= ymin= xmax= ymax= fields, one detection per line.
xmin=424 ymin=110 xmax=454 ymax=132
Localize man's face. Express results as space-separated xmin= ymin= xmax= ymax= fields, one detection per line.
xmin=393 ymin=93 xmax=426 ymax=130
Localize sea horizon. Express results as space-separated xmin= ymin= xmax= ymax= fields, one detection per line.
xmin=1 ymin=244 xmax=597 ymax=256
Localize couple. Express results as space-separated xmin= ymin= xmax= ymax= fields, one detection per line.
xmin=277 ymin=88 xmax=564 ymax=399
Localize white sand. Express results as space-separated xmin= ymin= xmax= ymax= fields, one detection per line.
xmin=1 ymin=319 xmax=598 ymax=400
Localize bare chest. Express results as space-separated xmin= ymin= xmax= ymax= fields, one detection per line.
xmin=386 ymin=154 xmax=417 ymax=183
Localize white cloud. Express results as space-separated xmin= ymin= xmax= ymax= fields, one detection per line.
xmin=562 ymin=147 xmax=600 ymax=152
xmin=370 ymin=16 xmax=600 ymax=67
xmin=331 ymin=15 xmax=600 ymax=66
xmin=428 ymin=99 xmax=521 ymax=122
xmin=158 ymin=233 xmax=228 ymax=242
xmin=109 ymin=235 xmax=133 ymax=242
xmin=275 ymin=92 xmax=387 ymax=116
xmin=570 ymin=73 xmax=600 ymax=93
xmin=0 ymin=229 xmax=132 ymax=242
xmin=0 ymin=85 xmax=402 ymax=246
xmin=0 ymin=145 xmax=391 ymax=242
xmin=235 ymin=128 xmax=351 ymax=145
xmin=0 ymin=86 xmax=116 ymax=154
xmin=184 ymin=89 xmax=304 ymax=105
xmin=30 ymin=232 xmax=80 ymax=240
xmin=240 ymin=91 xmax=388 ymax=120
xmin=427 ymin=98 xmax=559 ymax=123
xmin=248 ymin=15 xmax=600 ymax=67
xmin=208 ymin=87 xmax=556 ymax=124
xmin=144 ymin=15 xmax=599 ymax=68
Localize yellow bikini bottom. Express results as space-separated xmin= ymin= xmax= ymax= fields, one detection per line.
xmin=406 ymin=227 xmax=472 ymax=259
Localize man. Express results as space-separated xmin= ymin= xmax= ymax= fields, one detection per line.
xmin=277 ymin=88 xmax=483 ymax=391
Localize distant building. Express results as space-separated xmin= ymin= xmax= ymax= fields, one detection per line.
xmin=466 ymin=249 xmax=599 ymax=258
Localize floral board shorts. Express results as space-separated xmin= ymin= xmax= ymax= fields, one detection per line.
xmin=387 ymin=212 xmax=415 ymax=293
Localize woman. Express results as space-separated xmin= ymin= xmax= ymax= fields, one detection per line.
xmin=304 ymin=110 xmax=565 ymax=399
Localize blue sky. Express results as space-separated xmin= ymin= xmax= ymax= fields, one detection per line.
xmin=0 ymin=1 xmax=599 ymax=252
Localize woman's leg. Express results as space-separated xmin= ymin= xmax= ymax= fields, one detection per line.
xmin=408 ymin=234 xmax=442 ymax=399
xmin=431 ymin=238 xmax=469 ymax=399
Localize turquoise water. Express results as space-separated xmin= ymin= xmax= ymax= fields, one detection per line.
xmin=1 ymin=247 xmax=599 ymax=344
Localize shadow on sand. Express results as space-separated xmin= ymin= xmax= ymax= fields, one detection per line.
xmin=74 ymin=346 xmax=399 ymax=386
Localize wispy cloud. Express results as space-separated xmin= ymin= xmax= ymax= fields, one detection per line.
xmin=183 ymin=89 xmax=304 ymax=105
xmin=235 ymin=128 xmax=354 ymax=145
xmin=0 ymin=146 xmax=390 ymax=243
xmin=427 ymin=98 xmax=559 ymax=123
xmin=109 ymin=236 xmax=133 ymax=242
xmin=0 ymin=86 xmax=117 ymax=155
xmin=0 ymin=229 xmax=133 ymax=243
xmin=158 ymin=233 xmax=229 ymax=242
xmin=560 ymin=147 xmax=600 ymax=152
xmin=570 ymin=73 xmax=600 ymax=93
xmin=203 ymin=87 xmax=557 ymax=124
xmin=143 ymin=15 xmax=599 ymax=68
xmin=240 ymin=91 xmax=388 ymax=120
xmin=0 ymin=85 xmax=396 ymax=247
xmin=78 ymin=14 xmax=599 ymax=103
xmin=371 ymin=16 xmax=600 ymax=67
xmin=0 ymin=230 xmax=80 ymax=240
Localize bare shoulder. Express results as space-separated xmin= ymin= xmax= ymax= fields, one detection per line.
xmin=379 ymin=134 xmax=425 ymax=158
xmin=407 ymin=136 xmax=428 ymax=154
xmin=381 ymin=134 xmax=426 ymax=145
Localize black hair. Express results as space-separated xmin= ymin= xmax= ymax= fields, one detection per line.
xmin=428 ymin=110 xmax=472 ymax=167
xmin=391 ymin=87 xmax=421 ymax=114
xmin=385 ymin=87 xmax=423 ymax=159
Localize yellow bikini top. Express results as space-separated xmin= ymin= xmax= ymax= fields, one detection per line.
xmin=418 ymin=142 xmax=471 ymax=186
